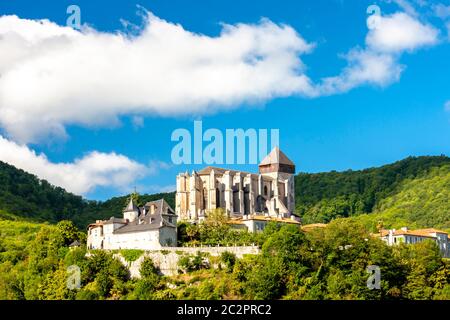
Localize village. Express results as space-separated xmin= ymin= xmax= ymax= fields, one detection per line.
xmin=86 ymin=147 xmax=450 ymax=268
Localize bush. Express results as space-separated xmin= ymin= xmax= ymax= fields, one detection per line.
xmin=76 ymin=289 xmax=99 ymax=300
xmin=140 ymin=257 xmax=159 ymax=278
xmin=120 ymin=249 xmax=144 ymax=262
xmin=178 ymin=252 xmax=208 ymax=273
xmin=220 ymin=251 xmax=236 ymax=272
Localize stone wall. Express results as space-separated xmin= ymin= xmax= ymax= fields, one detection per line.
xmin=114 ymin=245 xmax=260 ymax=277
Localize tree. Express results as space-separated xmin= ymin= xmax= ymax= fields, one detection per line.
xmin=140 ymin=257 xmax=159 ymax=278
xmin=56 ymin=220 xmax=81 ymax=246
xmin=96 ymin=270 xmax=112 ymax=298
xmin=221 ymin=251 xmax=236 ymax=272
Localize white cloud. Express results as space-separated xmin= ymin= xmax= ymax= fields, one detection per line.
xmin=433 ymin=4 xmax=450 ymax=19
xmin=0 ymin=10 xmax=442 ymax=142
xmin=318 ymin=49 xmax=404 ymax=94
xmin=0 ymin=12 xmax=315 ymax=143
xmin=0 ymin=135 xmax=150 ymax=195
xmin=390 ymin=0 xmax=419 ymax=17
xmin=318 ymin=12 xmax=439 ymax=95
xmin=366 ymin=12 xmax=439 ymax=53
xmin=445 ymin=101 xmax=450 ymax=112
xmin=147 ymin=160 xmax=172 ymax=175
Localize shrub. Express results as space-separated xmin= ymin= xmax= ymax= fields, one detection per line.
xmin=220 ymin=251 xmax=236 ymax=272
xmin=140 ymin=257 xmax=159 ymax=278
xmin=120 ymin=249 xmax=144 ymax=262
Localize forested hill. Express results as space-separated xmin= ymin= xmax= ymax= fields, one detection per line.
xmin=0 ymin=155 xmax=449 ymax=230
xmin=0 ymin=160 xmax=175 ymax=228
xmin=0 ymin=161 xmax=86 ymax=223
xmin=79 ymin=192 xmax=175 ymax=228
xmin=295 ymin=155 xmax=450 ymax=230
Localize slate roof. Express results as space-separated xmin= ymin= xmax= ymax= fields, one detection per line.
xmin=69 ymin=240 xmax=81 ymax=247
xmin=103 ymin=217 xmax=128 ymax=225
xmin=124 ymin=197 xmax=139 ymax=212
xmin=113 ymin=199 xmax=176 ymax=234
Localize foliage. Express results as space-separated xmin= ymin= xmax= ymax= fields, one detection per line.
xmin=120 ymin=249 xmax=144 ymax=263
xmin=350 ymin=165 xmax=450 ymax=231
xmin=0 ymin=215 xmax=449 ymax=300
xmin=295 ymin=156 xmax=450 ymax=230
xmin=139 ymin=257 xmax=159 ymax=278
xmin=178 ymin=209 xmax=263 ymax=246
xmin=220 ymin=251 xmax=237 ymax=272
xmin=1 ymin=155 xmax=448 ymax=231
xmin=178 ymin=252 xmax=209 ymax=273
xmin=0 ymin=160 xmax=175 ymax=229
xmin=0 ymin=155 xmax=450 ymax=300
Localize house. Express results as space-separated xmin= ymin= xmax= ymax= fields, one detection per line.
xmin=378 ymin=227 xmax=450 ymax=258
xmin=87 ymin=198 xmax=177 ymax=250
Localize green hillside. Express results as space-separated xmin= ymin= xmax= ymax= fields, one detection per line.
xmin=0 ymin=160 xmax=174 ymax=228
xmin=0 ymin=155 xmax=448 ymax=230
xmin=78 ymin=192 xmax=175 ymax=227
xmin=295 ymin=156 xmax=450 ymax=229
xmin=351 ymin=165 xmax=450 ymax=231
xmin=1 ymin=216 xmax=448 ymax=300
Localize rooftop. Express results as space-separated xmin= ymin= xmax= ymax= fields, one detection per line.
xmin=259 ymin=147 xmax=295 ymax=166
xmin=378 ymin=228 xmax=449 ymax=238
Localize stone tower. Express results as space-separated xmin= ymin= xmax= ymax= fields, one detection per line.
xmin=258 ymin=147 xmax=296 ymax=215
xmin=123 ymin=197 xmax=139 ymax=222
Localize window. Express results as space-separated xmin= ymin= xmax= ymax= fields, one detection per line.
xmin=264 ymin=185 xmax=268 ymax=196
xmin=256 ymin=222 xmax=265 ymax=232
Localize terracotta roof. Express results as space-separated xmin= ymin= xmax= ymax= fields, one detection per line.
xmin=259 ymin=147 xmax=295 ymax=166
xmin=245 ymin=215 xmax=301 ymax=224
xmin=379 ymin=228 xmax=448 ymax=238
xmin=87 ymin=222 xmax=103 ymax=229
xmin=227 ymin=220 xmax=245 ymax=225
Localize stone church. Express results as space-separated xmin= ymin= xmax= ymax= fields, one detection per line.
xmin=175 ymin=147 xmax=300 ymax=232
xmin=86 ymin=147 xmax=300 ymax=251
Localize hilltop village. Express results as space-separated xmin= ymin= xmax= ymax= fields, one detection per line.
xmin=86 ymin=147 xmax=449 ymax=258
xmin=87 ymin=147 xmax=300 ymax=250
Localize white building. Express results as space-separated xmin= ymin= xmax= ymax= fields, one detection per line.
xmin=87 ymin=198 xmax=177 ymax=250
xmin=175 ymin=147 xmax=300 ymax=232
xmin=379 ymin=227 xmax=450 ymax=258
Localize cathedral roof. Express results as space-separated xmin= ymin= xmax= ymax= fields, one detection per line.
xmin=259 ymin=147 xmax=295 ymax=166
xmin=197 ymin=166 xmax=258 ymax=177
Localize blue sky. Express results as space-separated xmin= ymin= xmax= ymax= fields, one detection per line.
xmin=0 ymin=0 xmax=449 ymax=200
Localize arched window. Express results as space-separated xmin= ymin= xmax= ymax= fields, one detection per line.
xmin=264 ymin=185 xmax=268 ymax=196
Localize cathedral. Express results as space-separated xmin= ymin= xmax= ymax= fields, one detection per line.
xmin=86 ymin=147 xmax=300 ymax=252
xmin=175 ymin=147 xmax=300 ymax=232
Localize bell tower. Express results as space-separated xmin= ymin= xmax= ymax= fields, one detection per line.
xmin=258 ymin=147 xmax=296 ymax=215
